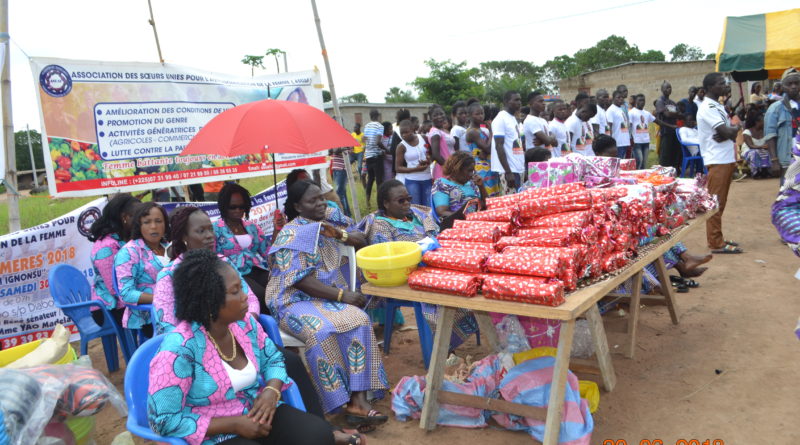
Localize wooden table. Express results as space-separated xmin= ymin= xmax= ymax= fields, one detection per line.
xmin=362 ymin=210 xmax=715 ymax=445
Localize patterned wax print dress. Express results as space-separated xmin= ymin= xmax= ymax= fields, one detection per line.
xmin=90 ymin=233 xmax=126 ymax=310
xmin=358 ymin=205 xmax=479 ymax=349
xmin=213 ymin=219 xmax=270 ymax=276
xmin=265 ymin=208 xmax=387 ymax=413
xmin=469 ymin=128 xmax=501 ymax=197
xmin=114 ymin=238 xmax=167 ymax=328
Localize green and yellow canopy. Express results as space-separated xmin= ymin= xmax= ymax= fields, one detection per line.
xmin=716 ymin=8 xmax=800 ymax=80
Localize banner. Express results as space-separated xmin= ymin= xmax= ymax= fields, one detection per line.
xmin=30 ymin=58 xmax=328 ymax=197
xmin=0 ymin=197 xmax=106 ymax=348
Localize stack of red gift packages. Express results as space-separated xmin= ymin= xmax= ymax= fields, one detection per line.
xmin=407 ymin=178 xmax=690 ymax=307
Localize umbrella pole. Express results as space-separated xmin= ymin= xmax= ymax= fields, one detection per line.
xmin=310 ymin=0 xmax=361 ymax=221
xmin=272 ymin=155 xmax=279 ymax=210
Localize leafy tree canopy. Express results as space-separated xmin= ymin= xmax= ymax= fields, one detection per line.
xmin=340 ymin=93 xmax=368 ymax=104
xmin=385 ymin=87 xmax=417 ymax=103
xmin=411 ymin=59 xmax=484 ymax=110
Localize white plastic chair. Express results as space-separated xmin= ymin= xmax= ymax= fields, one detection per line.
xmin=279 ymin=244 xmax=357 ymax=349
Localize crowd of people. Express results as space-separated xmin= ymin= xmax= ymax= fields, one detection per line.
xmin=78 ymin=68 xmax=800 ymax=445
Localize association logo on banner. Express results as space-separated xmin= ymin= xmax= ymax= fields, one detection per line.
xmin=39 ymin=64 xmax=72 ymax=98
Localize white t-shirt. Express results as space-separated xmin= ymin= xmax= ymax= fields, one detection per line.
xmin=694 ymin=98 xmax=704 ymax=109
xmin=548 ymin=119 xmax=570 ymax=157
xmin=450 ymin=125 xmax=467 ymax=149
xmin=678 ymin=127 xmax=700 ymax=156
xmin=523 ymin=115 xmax=550 ymax=149
xmin=589 ymin=105 xmax=609 ymax=135
xmin=564 ymin=113 xmax=585 ymax=152
xmin=490 ymin=110 xmax=524 ymax=173
xmin=606 ymin=104 xmax=630 ymax=148
xmin=697 ymin=97 xmax=735 ymax=165
xmin=628 ymin=108 xmax=656 ymax=144
xmin=399 ymin=136 xmax=432 ymax=181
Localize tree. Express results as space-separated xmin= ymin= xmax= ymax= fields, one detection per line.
xmin=573 ymin=35 xmax=644 ymax=73
xmin=640 ymin=50 xmax=666 ymax=62
xmin=705 ymin=52 xmax=716 ymax=61
xmin=669 ymin=43 xmax=706 ymax=62
xmin=241 ymin=55 xmax=265 ymax=77
xmin=385 ymin=87 xmax=417 ymax=103
xmin=341 ymin=93 xmax=368 ymax=104
xmin=541 ymin=55 xmax=578 ymax=94
xmin=411 ymin=59 xmax=484 ymax=110
xmin=265 ymin=48 xmax=285 ymax=72
xmin=322 ymin=90 xmax=332 ymax=102
xmin=15 ymin=129 xmax=44 ymax=172
xmin=478 ymin=61 xmax=545 ymax=105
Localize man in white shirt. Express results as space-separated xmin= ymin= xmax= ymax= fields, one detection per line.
xmin=697 ymin=72 xmax=742 ymax=253
xmin=606 ymin=90 xmax=631 ymax=158
xmin=492 ymin=91 xmax=523 ymax=191
xmin=590 ymin=89 xmax=610 ymax=136
xmin=547 ymin=101 xmax=571 ymax=157
xmin=628 ymin=94 xmax=656 ymax=168
xmin=565 ymin=105 xmax=597 ymax=156
xmin=523 ymin=91 xmax=557 ymax=151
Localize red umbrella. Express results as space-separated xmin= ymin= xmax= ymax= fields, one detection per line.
xmin=180 ymin=99 xmax=357 ymax=208
xmin=181 ymin=99 xmax=356 ymax=157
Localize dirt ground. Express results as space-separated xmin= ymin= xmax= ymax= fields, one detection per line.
xmin=87 ymin=176 xmax=800 ymax=445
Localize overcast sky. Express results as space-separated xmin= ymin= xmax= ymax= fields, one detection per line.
xmin=7 ymin=0 xmax=798 ymax=131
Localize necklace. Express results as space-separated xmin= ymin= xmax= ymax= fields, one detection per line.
xmin=208 ymin=327 xmax=237 ymax=362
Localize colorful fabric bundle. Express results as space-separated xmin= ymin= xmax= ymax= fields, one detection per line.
xmin=485 ymin=251 xmax=567 ymax=278
xmin=525 ymin=161 xmax=579 ymax=189
xmin=452 ymin=220 xmax=513 ymax=236
xmin=465 ymin=206 xmax=519 ymax=223
xmin=408 ymin=269 xmax=481 ymax=297
xmin=525 ymin=210 xmax=593 ymax=228
xmin=422 ymin=249 xmax=488 ymax=273
xmin=437 ymin=239 xmax=497 ymax=253
xmin=482 ymin=275 xmax=565 ymax=306
xmin=583 ymin=156 xmax=621 ymax=178
xmin=438 ymin=227 xmax=500 ymax=244
xmin=518 ymin=191 xmax=592 ymax=218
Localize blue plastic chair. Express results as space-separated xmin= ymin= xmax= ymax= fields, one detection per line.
xmin=111 ymin=266 xmax=154 ymax=348
xmin=676 ymin=129 xmax=707 ymax=178
xmin=125 ymin=334 xmax=305 ymax=444
xmin=48 ymin=264 xmax=130 ymax=371
xmin=258 ymin=314 xmax=284 ymax=348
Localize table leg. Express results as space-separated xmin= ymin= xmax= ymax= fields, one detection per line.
xmin=542 ymin=319 xmax=575 ymax=445
xmin=419 ymin=306 xmax=456 ymax=431
xmin=626 ymin=270 xmax=644 ymax=358
xmin=654 ymin=256 xmax=680 ymax=324
xmin=585 ymin=304 xmax=616 ymax=392
xmin=474 ymin=311 xmax=500 ymax=351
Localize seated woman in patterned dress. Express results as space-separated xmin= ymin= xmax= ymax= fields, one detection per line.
xmin=431 ymin=151 xmax=487 ymax=229
xmin=265 ymin=180 xmax=389 ymax=429
xmin=358 ymin=179 xmax=478 ymax=350
xmin=147 ymin=249 xmax=365 ymax=445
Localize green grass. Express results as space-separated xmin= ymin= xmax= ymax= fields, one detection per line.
xmin=0 ymin=167 xmax=374 ymax=236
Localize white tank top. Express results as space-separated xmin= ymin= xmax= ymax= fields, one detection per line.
xmin=235 ymin=234 xmax=252 ymax=250
xmin=222 ymin=356 xmax=257 ymax=392
xmin=401 ymin=136 xmax=432 ymax=181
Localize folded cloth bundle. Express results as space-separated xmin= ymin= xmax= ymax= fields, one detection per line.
xmin=452 ymin=219 xmax=513 ymax=236
xmin=482 ymin=275 xmax=565 ymax=306
xmin=437 ymin=239 xmax=497 ymax=253
xmin=485 ymin=251 xmax=567 ymax=278
xmin=422 ymin=249 xmax=488 ymax=273
xmin=486 ymin=193 xmax=522 ymax=210
xmin=408 ymin=268 xmax=482 ymax=297
xmin=525 ymin=161 xmax=579 ymax=189
xmin=519 ymin=182 xmax=585 ymax=201
xmin=518 ymin=191 xmax=592 ymax=218
xmin=525 ymin=210 xmax=594 ymax=228
xmin=619 ymin=159 xmax=637 ymax=171
xmin=438 ymin=227 xmax=501 ymax=244
xmin=465 ymin=206 xmax=519 ymax=223
xmin=583 ymin=156 xmax=621 ymax=178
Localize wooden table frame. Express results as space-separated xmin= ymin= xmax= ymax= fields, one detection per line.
xmin=363 ymin=211 xmax=714 ymax=445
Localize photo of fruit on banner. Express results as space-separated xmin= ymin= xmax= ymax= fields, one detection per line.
xmin=405 ymin=159 xmax=719 ymax=306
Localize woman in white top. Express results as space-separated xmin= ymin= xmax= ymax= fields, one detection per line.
xmin=395 ymin=119 xmax=433 ymax=205
xmin=741 ymin=111 xmax=772 ymax=178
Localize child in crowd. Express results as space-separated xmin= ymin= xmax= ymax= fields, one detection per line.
xmin=592 ymin=133 xmax=619 ymax=158
xmin=382 ymin=121 xmax=395 ymax=181
xmin=629 ymin=94 xmax=656 ymax=169
xmin=450 ymin=100 xmax=469 ymax=148
xmin=677 ymin=114 xmax=700 ymax=156
xmin=606 ymin=90 xmax=631 ymax=159
xmin=547 ymin=101 xmax=571 ymax=157
xmin=466 ymin=102 xmax=502 ymax=197
xmin=419 ymin=119 xmax=433 ymax=136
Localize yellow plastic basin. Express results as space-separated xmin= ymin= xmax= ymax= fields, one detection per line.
xmin=0 ymin=339 xmax=77 ymax=367
xmin=356 ymin=241 xmax=422 ymax=287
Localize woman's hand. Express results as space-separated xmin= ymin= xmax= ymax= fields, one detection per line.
xmin=249 ymin=386 xmax=280 ymax=425
xmin=235 ymin=415 xmax=272 ymax=439
xmin=471 ymin=174 xmax=483 ymax=186
xmin=344 ymin=231 xmax=367 ymax=249
xmin=320 ymin=222 xmax=342 ymax=240
xmin=341 ymin=290 xmax=367 ymax=307
xmin=273 ymin=210 xmax=287 ymax=230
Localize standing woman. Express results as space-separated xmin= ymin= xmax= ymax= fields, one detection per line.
xmin=114 ymin=201 xmax=170 ymax=336
xmin=265 ymin=180 xmax=389 ymax=427
xmin=86 ymin=193 xmax=141 ymax=328
xmin=465 ymin=102 xmax=501 ymax=197
xmin=428 ymin=104 xmax=458 ymax=181
xmin=214 ymin=183 xmax=271 ymax=308
xmin=394 ymin=119 xmax=432 ymax=206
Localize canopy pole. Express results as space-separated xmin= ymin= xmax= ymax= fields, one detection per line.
xmin=147 ymin=0 xmax=165 ymax=63
xmin=1 ymin=0 xmax=20 ymax=232
xmin=26 ymin=124 xmax=37 ymax=188
xmin=310 ymin=0 xmax=360 ymax=221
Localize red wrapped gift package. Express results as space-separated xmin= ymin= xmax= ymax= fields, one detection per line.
xmin=518 ymin=191 xmax=592 ymax=218
xmin=422 ymin=249 xmax=488 ymax=273
xmin=437 ymin=239 xmax=496 ymax=253
xmin=526 ymin=210 xmax=594 ymax=228
xmin=486 ymin=193 xmax=522 ymax=210
xmin=438 ymin=227 xmax=500 ymax=244
xmin=465 ymin=206 xmax=519 ymax=223
xmin=408 ymin=269 xmax=481 ymax=297
xmin=485 ymin=251 xmax=566 ymax=278
xmin=482 ymin=275 xmax=565 ymax=306
xmin=452 ymin=220 xmax=513 ymax=236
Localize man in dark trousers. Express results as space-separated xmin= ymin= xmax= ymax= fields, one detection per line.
xmin=655 ymin=81 xmax=683 ymax=172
